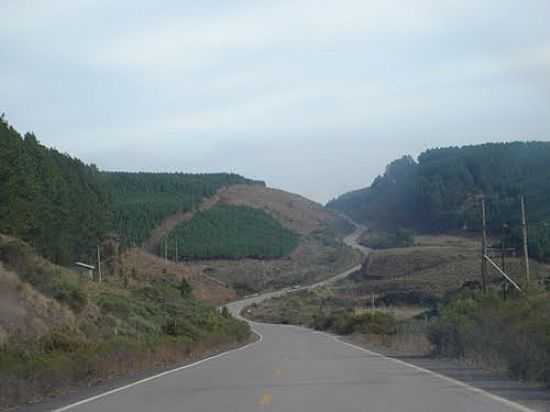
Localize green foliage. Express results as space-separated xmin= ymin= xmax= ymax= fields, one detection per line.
xmin=221 ymin=306 xmax=231 ymax=319
xmin=102 ymin=172 xmax=261 ymax=246
xmin=312 ymin=310 xmax=397 ymax=335
xmin=362 ymin=229 xmax=415 ymax=249
xmin=429 ymin=292 xmax=550 ymax=383
xmin=0 ymin=236 xmax=89 ymax=312
xmin=179 ymin=278 xmax=193 ymax=297
xmin=328 ymin=142 xmax=550 ymax=260
xmin=167 ymin=205 xmax=299 ymax=260
xmin=0 ymin=118 xmax=111 ymax=264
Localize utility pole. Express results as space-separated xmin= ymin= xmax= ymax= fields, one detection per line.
xmin=480 ymin=196 xmax=488 ymax=293
xmin=164 ymin=239 xmax=168 ymax=263
xmin=501 ymin=225 xmax=507 ymax=300
xmin=521 ymin=196 xmax=530 ymax=287
xmin=97 ymin=245 xmax=102 ymax=283
xmin=175 ymin=239 xmax=178 ymax=263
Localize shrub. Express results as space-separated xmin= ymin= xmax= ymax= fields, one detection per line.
xmin=353 ymin=312 xmax=397 ymax=335
xmin=361 ymin=229 xmax=415 ymax=249
xmin=428 ymin=292 xmax=550 ymax=384
xmin=179 ymin=278 xmax=192 ymax=298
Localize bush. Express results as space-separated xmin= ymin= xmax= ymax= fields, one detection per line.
xmin=311 ymin=310 xmax=397 ymax=336
xmin=353 ymin=312 xmax=397 ymax=335
xmin=179 ymin=278 xmax=192 ymax=298
xmin=428 ymin=292 xmax=550 ymax=384
xmin=53 ymin=281 xmax=88 ymax=313
xmin=361 ymin=229 xmax=415 ymax=249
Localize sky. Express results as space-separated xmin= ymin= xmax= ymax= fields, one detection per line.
xmin=2 ymin=1 xmax=549 ymax=203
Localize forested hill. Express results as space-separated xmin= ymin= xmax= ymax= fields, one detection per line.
xmin=0 ymin=116 xmax=111 ymax=264
xmin=102 ymin=172 xmax=262 ymax=247
xmin=328 ymin=142 xmax=550 ymax=260
xmin=0 ymin=117 xmax=261 ymax=264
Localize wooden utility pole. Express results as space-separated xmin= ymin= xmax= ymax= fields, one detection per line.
xmin=97 ymin=245 xmax=102 ymax=283
xmin=164 ymin=239 xmax=168 ymax=263
xmin=480 ymin=196 xmax=488 ymax=293
xmin=501 ymin=227 xmax=507 ymax=300
xmin=175 ymin=239 xmax=178 ymax=263
xmin=520 ymin=196 xmax=530 ymax=287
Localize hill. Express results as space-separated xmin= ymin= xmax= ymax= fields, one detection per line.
xmin=147 ymin=184 xmax=360 ymax=295
xmin=103 ymin=171 xmax=261 ymax=248
xmin=0 ymin=234 xmax=250 ymax=409
xmin=166 ymin=205 xmax=299 ymax=260
xmin=0 ymin=117 xmax=111 ymax=265
xmin=328 ymin=142 xmax=550 ymax=261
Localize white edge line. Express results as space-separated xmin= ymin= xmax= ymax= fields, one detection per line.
xmin=52 ymin=330 xmax=264 ymax=412
xmin=333 ymin=336 xmax=536 ymax=412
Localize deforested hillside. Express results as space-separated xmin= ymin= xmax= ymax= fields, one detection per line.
xmin=0 ymin=117 xmax=111 ymax=265
xmin=328 ymin=142 xmax=550 ymax=261
xmin=218 ymin=184 xmax=337 ymax=235
xmin=155 ymin=184 xmax=360 ymax=295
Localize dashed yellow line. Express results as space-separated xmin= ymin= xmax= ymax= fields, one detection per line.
xmin=258 ymin=391 xmax=273 ymax=406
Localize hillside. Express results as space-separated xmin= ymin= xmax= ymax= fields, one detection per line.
xmin=0 ymin=117 xmax=111 ymax=265
xmin=0 ymin=234 xmax=249 ymax=409
xmin=146 ymin=184 xmax=359 ymax=295
xmin=328 ymin=142 xmax=550 ymax=261
xmin=102 ymin=171 xmax=262 ymax=248
xmin=166 ymin=205 xmax=299 ymax=260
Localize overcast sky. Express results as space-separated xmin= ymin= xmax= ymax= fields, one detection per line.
xmin=2 ymin=1 xmax=549 ymax=203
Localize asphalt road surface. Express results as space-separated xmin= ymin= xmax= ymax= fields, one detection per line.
xmin=51 ymin=227 xmax=540 ymax=412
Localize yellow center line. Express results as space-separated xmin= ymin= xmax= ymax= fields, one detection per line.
xmin=258 ymin=391 xmax=273 ymax=406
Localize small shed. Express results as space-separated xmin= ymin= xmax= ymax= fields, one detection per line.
xmin=74 ymin=262 xmax=95 ymax=279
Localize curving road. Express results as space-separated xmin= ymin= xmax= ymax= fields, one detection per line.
xmin=51 ymin=226 xmax=540 ymax=412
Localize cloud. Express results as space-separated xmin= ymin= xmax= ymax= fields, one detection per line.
xmin=1 ymin=0 xmax=549 ymax=203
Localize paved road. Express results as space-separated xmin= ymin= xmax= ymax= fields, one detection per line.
xmin=53 ymin=226 xmax=538 ymax=412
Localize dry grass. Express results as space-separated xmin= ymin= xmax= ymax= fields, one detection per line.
xmin=218 ymin=184 xmax=335 ymax=235
xmin=342 ymin=234 xmax=550 ymax=300
xmin=0 ymin=263 xmax=75 ymax=343
xmin=121 ymin=249 xmax=236 ymax=305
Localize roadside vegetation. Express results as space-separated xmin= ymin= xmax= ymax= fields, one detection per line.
xmin=245 ymin=288 xmax=430 ymax=354
xmin=246 ymin=231 xmax=550 ymax=385
xmin=0 ymin=235 xmax=250 ymax=409
xmin=429 ymin=290 xmax=550 ymax=384
xmin=165 ymin=205 xmax=299 ymax=260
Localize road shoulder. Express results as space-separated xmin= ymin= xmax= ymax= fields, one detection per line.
xmin=342 ymin=335 xmax=550 ymax=412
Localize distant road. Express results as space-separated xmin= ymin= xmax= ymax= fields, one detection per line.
xmin=51 ymin=224 xmax=539 ymax=412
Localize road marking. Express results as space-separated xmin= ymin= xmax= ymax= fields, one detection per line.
xmin=334 ymin=337 xmax=536 ymax=412
xmin=258 ymin=391 xmax=273 ymax=406
xmin=274 ymin=368 xmax=282 ymax=376
xmin=52 ymin=330 xmax=264 ymax=412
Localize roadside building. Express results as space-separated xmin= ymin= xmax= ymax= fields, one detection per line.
xmin=74 ymin=262 xmax=95 ymax=279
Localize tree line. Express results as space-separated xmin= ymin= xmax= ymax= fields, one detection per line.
xmin=0 ymin=116 xmax=111 ymax=264
xmin=102 ymin=171 xmax=260 ymax=247
xmin=165 ymin=205 xmax=299 ymax=260
xmin=328 ymin=142 xmax=550 ymax=261
xmin=0 ymin=117 xmax=261 ymax=264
